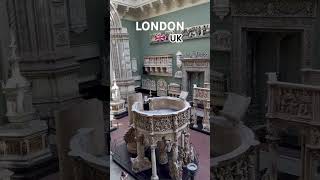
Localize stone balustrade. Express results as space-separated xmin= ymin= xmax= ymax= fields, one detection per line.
xmin=266 ymin=81 xmax=320 ymax=123
xmin=193 ymin=86 xmax=210 ymax=106
xmin=69 ymin=128 xmax=108 ymax=180
xmin=132 ymin=97 xmax=190 ymax=133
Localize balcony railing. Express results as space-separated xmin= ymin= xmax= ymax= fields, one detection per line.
xmin=266 ymin=81 xmax=320 ymax=123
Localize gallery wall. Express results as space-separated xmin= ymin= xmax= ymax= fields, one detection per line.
xmin=122 ymin=3 xmax=210 ymax=87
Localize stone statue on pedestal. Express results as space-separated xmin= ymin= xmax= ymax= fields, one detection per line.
xmin=111 ymin=72 xmax=121 ymax=102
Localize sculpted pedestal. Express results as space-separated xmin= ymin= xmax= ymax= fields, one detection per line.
xmin=130 ymin=135 xmax=151 ymax=173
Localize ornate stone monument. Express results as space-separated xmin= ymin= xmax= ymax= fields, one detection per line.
xmin=110 ymin=3 xmax=135 ymax=99
xmin=0 ymin=32 xmax=52 ymax=178
xmin=110 ymin=72 xmax=126 ymax=119
xmin=192 ymin=84 xmax=210 ymax=132
xmin=131 ymin=97 xmax=195 ymax=180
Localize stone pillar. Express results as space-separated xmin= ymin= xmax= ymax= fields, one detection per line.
xmin=181 ymin=133 xmax=185 ymax=149
xmin=182 ymin=69 xmax=187 ymax=91
xmin=202 ymin=102 xmax=210 ymax=131
xmin=266 ymin=121 xmax=280 ymax=180
xmin=192 ymin=102 xmax=198 ymax=127
xmin=158 ymin=140 xmax=168 ymax=165
xmin=131 ymin=134 xmax=151 ymax=173
xmin=128 ymin=93 xmax=143 ymax=125
xmin=151 ymin=144 xmax=159 ymax=180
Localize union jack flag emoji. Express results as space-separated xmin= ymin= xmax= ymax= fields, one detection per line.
xmin=154 ymin=34 xmax=166 ymax=42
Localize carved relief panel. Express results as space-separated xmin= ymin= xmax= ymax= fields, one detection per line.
xmin=142 ymin=79 xmax=156 ymax=91
xmin=157 ymin=79 xmax=168 ymax=97
xmin=168 ymin=83 xmax=181 ymax=97
xmin=231 ymin=0 xmax=317 ymax=17
xmin=212 ymin=30 xmax=232 ymax=51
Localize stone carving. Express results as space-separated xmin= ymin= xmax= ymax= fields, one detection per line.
xmin=168 ymin=83 xmax=181 ymax=97
xmin=212 ymin=30 xmax=232 ymax=51
xmin=131 ymin=58 xmax=138 ymax=72
xmin=123 ymin=127 xmax=137 ymax=154
xmin=276 ymin=88 xmax=313 ymax=120
xmin=169 ymin=160 xmax=183 ymax=180
xmin=181 ymin=57 xmax=210 ymax=92
xmin=184 ymin=51 xmax=209 ymax=59
xmin=111 ymin=73 xmax=121 ymax=102
xmin=213 ymin=157 xmax=249 ymax=180
xmin=310 ymin=128 xmax=320 ymax=146
xmin=131 ymin=97 xmax=191 ymax=179
xmin=174 ymin=71 xmax=183 ymax=79
xmin=157 ymin=79 xmax=168 ymax=96
xmin=135 ymin=114 xmax=152 ymax=131
xmin=111 ymin=4 xmax=135 ymax=98
xmin=193 ymin=85 xmax=210 ymax=131
xmin=0 ymin=32 xmax=51 ymax=167
xmin=158 ymin=138 xmax=168 ymax=164
xmin=131 ymin=134 xmax=152 ymax=173
xmin=176 ymin=51 xmax=182 ymax=69
xmin=144 ymin=55 xmax=173 ymax=76
xmin=231 ymin=0 xmax=316 ymax=17
xmin=110 ymin=72 xmax=126 ymax=116
xmin=143 ymin=79 xmax=156 ymax=91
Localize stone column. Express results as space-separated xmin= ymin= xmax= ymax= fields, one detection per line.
xmin=202 ymin=102 xmax=210 ymax=131
xmin=182 ymin=69 xmax=187 ymax=91
xmin=131 ymin=134 xmax=151 ymax=173
xmin=192 ymin=102 xmax=198 ymax=127
xmin=181 ymin=133 xmax=185 ymax=149
xmin=128 ymin=93 xmax=143 ymax=125
xmin=266 ymin=121 xmax=280 ymax=180
xmin=151 ymin=144 xmax=159 ymax=180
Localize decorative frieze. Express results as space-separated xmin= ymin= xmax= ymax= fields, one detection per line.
xmin=212 ymin=30 xmax=232 ymax=51
xmin=144 ymin=55 xmax=173 ymax=76
xmin=231 ymin=0 xmax=317 ymax=17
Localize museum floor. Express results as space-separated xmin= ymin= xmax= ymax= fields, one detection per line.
xmin=111 ymin=115 xmax=210 ymax=180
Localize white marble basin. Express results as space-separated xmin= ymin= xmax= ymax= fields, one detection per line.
xmin=132 ymin=97 xmax=191 ymax=133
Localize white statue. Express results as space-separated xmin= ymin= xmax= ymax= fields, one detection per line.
xmin=176 ymin=51 xmax=182 ymax=69
xmin=111 ymin=72 xmax=121 ymax=102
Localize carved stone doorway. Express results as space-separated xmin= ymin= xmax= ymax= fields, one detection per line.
xmin=231 ymin=17 xmax=315 ymax=96
xmin=181 ymin=57 xmax=210 ymax=101
xmin=246 ymin=30 xmax=302 ymax=117
xmin=187 ymin=72 xmax=204 ymax=100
